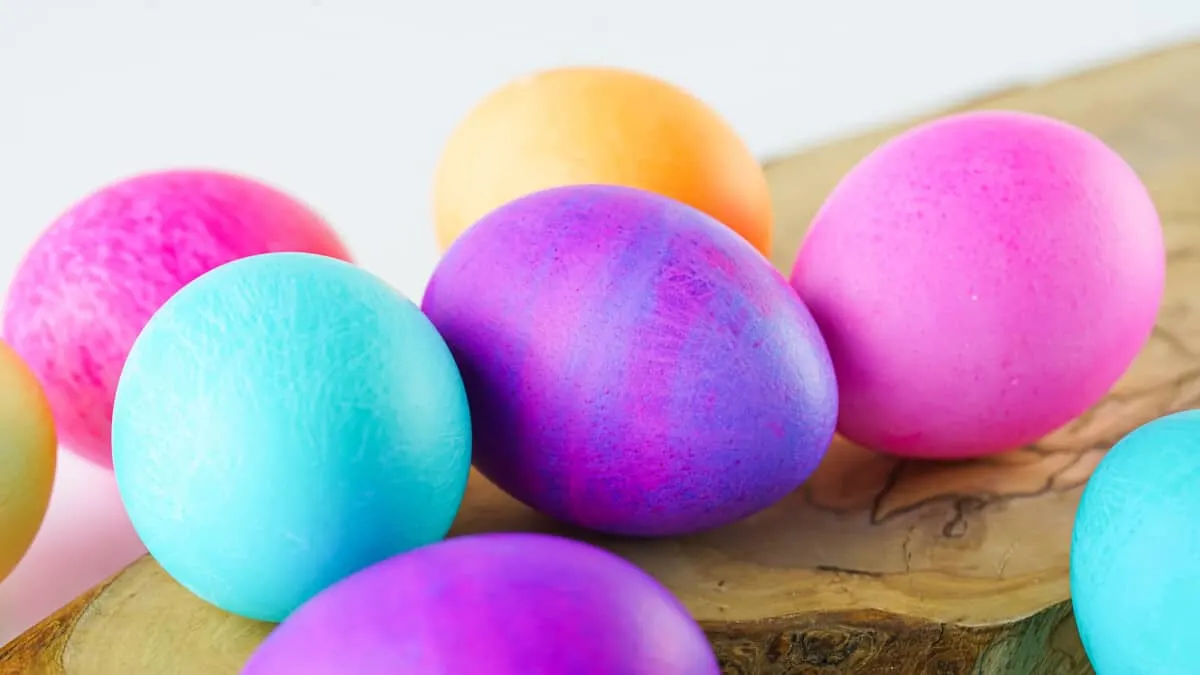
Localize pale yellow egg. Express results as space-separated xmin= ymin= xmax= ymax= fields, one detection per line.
xmin=0 ymin=340 xmax=56 ymax=582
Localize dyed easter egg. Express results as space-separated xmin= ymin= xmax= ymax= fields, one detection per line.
xmin=1071 ymin=410 xmax=1200 ymax=673
xmin=242 ymin=533 xmax=720 ymax=675
xmin=422 ymin=185 xmax=837 ymax=537
xmin=433 ymin=67 xmax=772 ymax=255
xmin=0 ymin=341 xmax=56 ymax=583
xmin=790 ymin=111 xmax=1164 ymax=459
xmin=112 ymin=253 xmax=471 ymax=622
xmin=3 ymin=170 xmax=352 ymax=468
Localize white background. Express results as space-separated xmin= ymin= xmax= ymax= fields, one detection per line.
xmin=0 ymin=0 xmax=1197 ymax=646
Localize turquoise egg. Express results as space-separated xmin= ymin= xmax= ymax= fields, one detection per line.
xmin=112 ymin=252 xmax=472 ymax=622
xmin=1071 ymin=409 xmax=1200 ymax=673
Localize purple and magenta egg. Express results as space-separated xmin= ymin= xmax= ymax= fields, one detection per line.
xmin=241 ymin=533 xmax=720 ymax=675
xmin=2 ymin=169 xmax=352 ymax=467
xmin=421 ymin=184 xmax=838 ymax=537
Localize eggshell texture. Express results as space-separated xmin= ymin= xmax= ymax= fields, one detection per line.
xmin=790 ymin=111 xmax=1164 ymax=459
xmin=421 ymin=184 xmax=837 ymax=537
xmin=242 ymin=533 xmax=720 ymax=675
xmin=3 ymin=169 xmax=352 ymax=468
xmin=1071 ymin=410 xmax=1200 ymax=673
xmin=111 ymin=252 xmax=471 ymax=622
xmin=0 ymin=341 xmax=57 ymax=583
xmin=433 ymin=67 xmax=772 ymax=256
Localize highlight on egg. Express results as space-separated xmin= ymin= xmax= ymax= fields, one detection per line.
xmin=422 ymin=184 xmax=837 ymax=538
xmin=112 ymin=252 xmax=472 ymax=622
xmin=790 ymin=110 xmax=1164 ymax=459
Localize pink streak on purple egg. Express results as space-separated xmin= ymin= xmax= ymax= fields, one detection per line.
xmin=421 ymin=184 xmax=837 ymax=537
xmin=241 ymin=533 xmax=721 ymax=675
xmin=2 ymin=169 xmax=352 ymax=468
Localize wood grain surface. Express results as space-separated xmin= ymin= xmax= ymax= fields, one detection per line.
xmin=6 ymin=40 xmax=1200 ymax=675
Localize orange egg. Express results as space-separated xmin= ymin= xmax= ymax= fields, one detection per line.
xmin=0 ymin=340 xmax=56 ymax=583
xmin=433 ymin=67 xmax=772 ymax=256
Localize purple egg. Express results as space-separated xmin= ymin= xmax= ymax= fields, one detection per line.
xmin=241 ymin=533 xmax=720 ymax=674
xmin=421 ymin=184 xmax=837 ymax=537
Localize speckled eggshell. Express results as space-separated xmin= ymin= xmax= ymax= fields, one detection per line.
xmin=0 ymin=340 xmax=57 ymax=583
xmin=3 ymin=170 xmax=352 ymax=468
xmin=112 ymin=252 xmax=472 ymax=622
xmin=241 ymin=533 xmax=721 ymax=675
xmin=790 ymin=111 xmax=1165 ymax=459
xmin=421 ymin=184 xmax=838 ymax=537
xmin=1071 ymin=410 xmax=1200 ymax=673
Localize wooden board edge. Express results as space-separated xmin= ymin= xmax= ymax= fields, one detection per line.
xmin=0 ymin=571 xmax=122 ymax=673
xmin=707 ymin=600 xmax=1088 ymax=674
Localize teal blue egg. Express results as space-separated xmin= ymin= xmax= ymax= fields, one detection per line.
xmin=112 ymin=252 xmax=472 ymax=622
xmin=1070 ymin=409 xmax=1200 ymax=673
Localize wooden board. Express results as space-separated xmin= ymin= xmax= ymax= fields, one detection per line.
xmin=6 ymin=41 xmax=1200 ymax=675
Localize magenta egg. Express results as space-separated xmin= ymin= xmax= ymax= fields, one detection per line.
xmin=241 ymin=533 xmax=721 ymax=675
xmin=421 ymin=184 xmax=838 ymax=537
xmin=790 ymin=110 xmax=1165 ymax=459
xmin=2 ymin=169 xmax=352 ymax=467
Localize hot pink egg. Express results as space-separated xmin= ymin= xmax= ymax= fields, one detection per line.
xmin=790 ymin=111 xmax=1164 ymax=459
xmin=2 ymin=169 xmax=352 ymax=468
